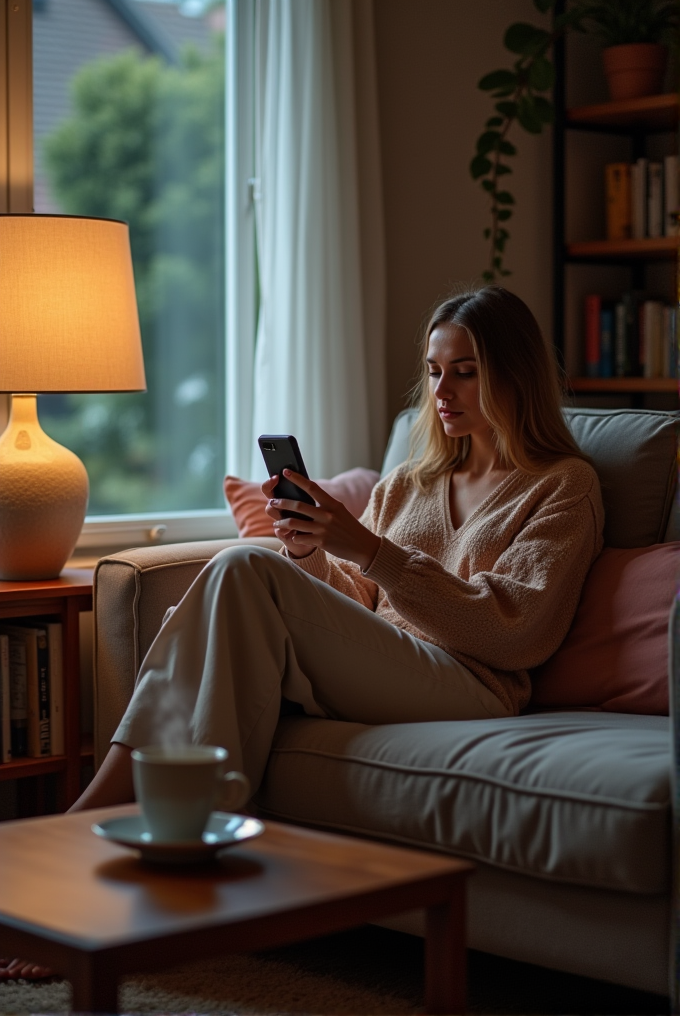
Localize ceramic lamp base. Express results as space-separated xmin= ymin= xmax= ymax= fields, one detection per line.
xmin=0 ymin=395 xmax=89 ymax=580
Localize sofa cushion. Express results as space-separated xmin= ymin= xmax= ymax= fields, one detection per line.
xmin=256 ymin=712 xmax=670 ymax=895
xmin=224 ymin=467 xmax=380 ymax=537
xmin=380 ymin=407 xmax=678 ymax=548
xmin=565 ymin=408 xmax=678 ymax=548
xmin=530 ymin=543 xmax=678 ymax=715
xmin=380 ymin=408 xmax=419 ymax=478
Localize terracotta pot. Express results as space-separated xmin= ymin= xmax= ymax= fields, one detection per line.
xmin=602 ymin=43 xmax=668 ymax=101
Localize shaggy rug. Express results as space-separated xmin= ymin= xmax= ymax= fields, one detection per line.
xmin=0 ymin=925 xmax=668 ymax=1015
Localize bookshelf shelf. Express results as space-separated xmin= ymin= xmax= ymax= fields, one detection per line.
xmin=567 ymin=93 xmax=679 ymax=133
xmin=566 ymin=237 xmax=678 ymax=261
xmin=0 ymin=755 xmax=67 ymax=780
xmin=0 ymin=569 xmax=94 ymax=813
xmin=569 ymin=377 xmax=678 ymax=393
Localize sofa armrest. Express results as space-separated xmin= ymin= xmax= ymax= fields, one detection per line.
xmin=93 ymin=536 xmax=282 ymax=768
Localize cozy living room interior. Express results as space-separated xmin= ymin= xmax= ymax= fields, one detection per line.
xmin=0 ymin=0 xmax=678 ymax=1013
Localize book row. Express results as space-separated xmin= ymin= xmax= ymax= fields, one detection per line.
xmin=605 ymin=156 xmax=678 ymax=241
xmin=584 ymin=294 xmax=678 ymax=379
xmin=0 ymin=621 xmax=64 ymax=763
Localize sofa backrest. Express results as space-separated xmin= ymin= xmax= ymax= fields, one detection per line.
xmin=380 ymin=407 xmax=679 ymax=549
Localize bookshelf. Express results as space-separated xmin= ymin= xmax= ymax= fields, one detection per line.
xmin=0 ymin=569 xmax=94 ymax=813
xmin=553 ymin=22 xmax=679 ymax=407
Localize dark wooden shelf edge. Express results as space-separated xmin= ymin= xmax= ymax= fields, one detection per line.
xmin=0 ymin=737 xmax=94 ymax=779
xmin=0 ymin=571 xmax=94 ymax=605
xmin=566 ymin=238 xmax=678 ymax=262
xmin=569 ymin=377 xmax=678 ymax=393
xmin=0 ymin=756 xmax=68 ymax=779
xmin=567 ymin=93 xmax=679 ymax=132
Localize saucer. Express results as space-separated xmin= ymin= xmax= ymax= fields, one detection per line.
xmin=92 ymin=811 xmax=265 ymax=864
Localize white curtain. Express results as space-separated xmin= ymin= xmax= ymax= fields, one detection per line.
xmin=226 ymin=0 xmax=386 ymax=481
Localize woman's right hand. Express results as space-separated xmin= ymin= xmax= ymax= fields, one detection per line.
xmin=262 ymin=475 xmax=314 ymax=559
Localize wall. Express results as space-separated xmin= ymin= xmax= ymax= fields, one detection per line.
xmin=373 ymin=0 xmax=554 ymax=424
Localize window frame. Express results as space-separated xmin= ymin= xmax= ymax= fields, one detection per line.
xmin=4 ymin=0 xmax=242 ymax=557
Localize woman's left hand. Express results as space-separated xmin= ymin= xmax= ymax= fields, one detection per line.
xmin=264 ymin=469 xmax=381 ymax=571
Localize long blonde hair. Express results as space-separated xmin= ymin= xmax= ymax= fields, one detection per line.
xmin=408 ymin=286 xmax=587 ymax=490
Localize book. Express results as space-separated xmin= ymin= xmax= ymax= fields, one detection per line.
xmin=34 ymin=627 xmax=50 ymax=757
xmin=631 ymin=158 xmax=648 ymax=239
xmin=599 ymin=306 xmax=614 ymax=378
xmin=614 ymin=302 xmax=627 ymax=377
xmin=664 ymin=305 xmax=678 ymax=379
xmin=641 ymin=300 xmax=664 ymax=378
xmin=605 ymin=163 xmax=632 ymax=240
xmin=647 ymin=162 xmax=663 ymax=239
xmin=47 ymin=622 xmax=64 ymax=756
xmin=0 ymin=634 xmax=10 ymax=763
xmin=622 ymin=291 xmax=642 ymax=376
xmin=2 ymin=629 xmax=28 ymax=757
xmin=584 ymin=295 xmax=601 ymax=377
xmin=664 ymin=154 xmax=679 ymax=237
xmin=0 ymin=624 xmax=50 ymax=758
xmin=21 ymin=627 xmax=40 ymax=758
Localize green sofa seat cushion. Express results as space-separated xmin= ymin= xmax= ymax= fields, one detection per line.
xmin=257 ymin=711 xmax=670 ymax=896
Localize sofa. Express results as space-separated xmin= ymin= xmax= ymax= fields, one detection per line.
xmin=93 ymin=406 xmax=679 ymax=1000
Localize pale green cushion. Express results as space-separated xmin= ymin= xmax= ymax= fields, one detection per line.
xmin=257 ymin=712 xmax=670 ymax=895
xmin=380 ymin=407 xmax=679 ymax=548
xmin=566 ymin=408 xmax=678 ymax=548
xmin=380 ymin=408 xmax=418 ymax=478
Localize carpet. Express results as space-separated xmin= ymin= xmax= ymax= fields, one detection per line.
xmin=0 ymin=926 xmax=669 ymax=1015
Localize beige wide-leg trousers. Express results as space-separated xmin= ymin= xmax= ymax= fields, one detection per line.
xmin=114 ymin=546 xmax=510 ymax=794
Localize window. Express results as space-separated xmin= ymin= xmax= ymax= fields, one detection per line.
xmin=30 ymin=0 xmax=235 ymax=543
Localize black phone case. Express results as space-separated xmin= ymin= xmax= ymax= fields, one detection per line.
xmin=258 ymin=435 xmax=315 ymax=520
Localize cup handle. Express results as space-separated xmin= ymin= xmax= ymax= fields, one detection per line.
xmin=220 ymin=770 xmax=250 ymax=812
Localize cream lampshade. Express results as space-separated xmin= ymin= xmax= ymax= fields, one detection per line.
xmin=0 ymin=214 xmax=146 ymax=580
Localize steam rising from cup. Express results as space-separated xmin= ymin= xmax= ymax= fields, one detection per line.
xmin=152 ymin=674 xmax=192 ymax=750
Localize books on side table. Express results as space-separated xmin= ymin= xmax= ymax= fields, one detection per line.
xmin=0 ymin=622 xmax=64 ymax=763
xmin=584 ymin=292 xmax=678 ymax=380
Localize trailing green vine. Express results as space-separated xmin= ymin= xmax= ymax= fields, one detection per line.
xmin=473 ymin=0 xmax=679 ymax=282
xmin=472 ymin=1 xmax=574 ymax=282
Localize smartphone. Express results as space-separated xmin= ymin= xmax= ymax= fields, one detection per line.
xmin=258 ymin=434 xmax=316 ymax=521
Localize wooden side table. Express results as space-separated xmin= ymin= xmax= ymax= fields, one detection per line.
xmin=0 ymin=568 xmax=94 ymax=812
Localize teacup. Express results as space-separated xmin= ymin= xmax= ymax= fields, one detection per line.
xmin=131 ymin=745 xmax=250 ymax=842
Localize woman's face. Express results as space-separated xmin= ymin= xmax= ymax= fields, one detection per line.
xmin=426 ymin=323 xmax=491 ymax=440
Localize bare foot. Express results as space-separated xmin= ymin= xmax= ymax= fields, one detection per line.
xmin=0 ymin=957 xmax=53 ymax=980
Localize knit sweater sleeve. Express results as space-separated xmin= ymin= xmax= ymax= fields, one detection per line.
xmin=278 ymin=478 xmax=388 ymax=611
xmin=363 ymin=472 xmax=602 ymax=671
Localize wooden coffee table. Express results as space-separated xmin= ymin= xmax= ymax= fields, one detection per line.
xmin=0 ymin=804 xmax=473 ymax=1014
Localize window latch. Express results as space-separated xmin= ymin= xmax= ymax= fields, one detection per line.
xmin=248 ymin=177 xmax=261 ymax=204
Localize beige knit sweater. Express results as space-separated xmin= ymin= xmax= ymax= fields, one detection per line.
xmin=285 ymin=457 xmax=604 ymax=714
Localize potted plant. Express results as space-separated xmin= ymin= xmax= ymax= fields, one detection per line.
xmin=581 ymin=0 xmax=678 ymax=100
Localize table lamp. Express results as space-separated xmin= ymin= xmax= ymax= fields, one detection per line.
xmin=0 ymin=214 xmax=146 ymax=581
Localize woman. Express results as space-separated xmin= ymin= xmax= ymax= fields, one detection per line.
xmin=70 ymin=283 xmax=605 ymax=808
xmin=1 ymin=285 xmax=604 ymax=979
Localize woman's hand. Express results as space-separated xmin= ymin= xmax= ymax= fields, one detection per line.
xmin=262 ymin=470 xmax=381 ymax=571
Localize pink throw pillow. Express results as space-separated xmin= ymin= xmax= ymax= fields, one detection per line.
xmin=224 ymin=467 xmax=380 ymax=539
xmin=531 ymin=543 xmax=679 ymax=715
